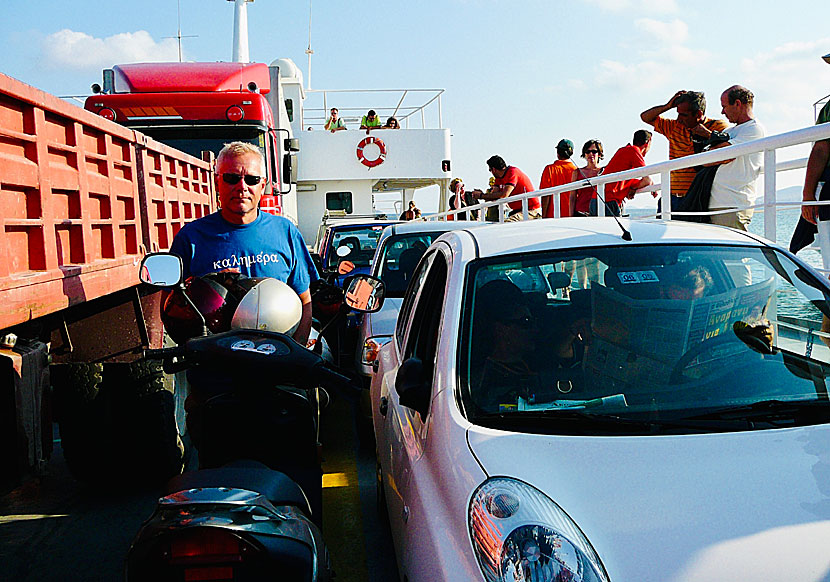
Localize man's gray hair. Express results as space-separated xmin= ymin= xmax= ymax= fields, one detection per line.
xmin=216 ymin=141 xmax=266 ymax=168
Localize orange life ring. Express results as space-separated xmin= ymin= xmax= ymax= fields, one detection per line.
xmin=356 ymin=136 xmax=387 ymax=168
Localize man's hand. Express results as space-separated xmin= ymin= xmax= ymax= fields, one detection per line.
xmin=641 ymin=90 xmax=685 ymax=125
xmin=802 ymin=191 xmax=818 ymax=224
xmin=668 ymin=90 xmax=686 ymax=108
xmin=690 ymin=123 xmax=713 ymax=138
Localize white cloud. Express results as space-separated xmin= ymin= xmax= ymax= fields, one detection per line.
xmin=593 ymin=59 xmax=669 ymax=91
xmin=635 ymin=18 xmax=688 ymax=44
xmin=738 ymin=37 xmax=830 ymax=135
xmin=41 ymin=29 xmax=179 ymax=70
xmin=583 ymin=0 xmax=677 ymax=13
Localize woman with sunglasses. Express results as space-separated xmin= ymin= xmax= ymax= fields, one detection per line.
xmin=384 ymin=117 xmax=400 ymax=129
xmin=568 ymin=140 xmax=604 ymax=217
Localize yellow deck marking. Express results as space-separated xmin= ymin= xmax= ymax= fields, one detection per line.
xmin=321 ymin=397 xmax=368 ymax=582
xmin=322 ymin=472 xmax=350 ymax=488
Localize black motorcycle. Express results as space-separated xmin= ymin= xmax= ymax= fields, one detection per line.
xmin=125 ymin=252 xmax=384 ymax=582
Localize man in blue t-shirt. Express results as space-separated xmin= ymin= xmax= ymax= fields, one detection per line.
xmin=169 ymin=142 xmax=318 ymax=344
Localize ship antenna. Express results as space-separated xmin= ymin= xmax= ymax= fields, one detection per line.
xmin=163 ymin=0 xmax=197 ymax=62
xmin=305 ymin=0 xmax=314 ymax=90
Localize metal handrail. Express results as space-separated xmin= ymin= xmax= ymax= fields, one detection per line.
xmin=429 ymin=121 xmax=830 ymax=245
xmin=305 ymin=88 xmax=444 ymax=129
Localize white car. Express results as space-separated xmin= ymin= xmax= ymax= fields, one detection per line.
xmin=371 ymin=218 xmax=830 ymax=582
xmin=355 ymin=220 xmax=484 ymax=384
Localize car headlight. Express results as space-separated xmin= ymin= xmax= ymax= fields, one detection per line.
xmin=469 ymin=477 xmax=609 ymax=582
xmin=361 ymin=335 xmax=392 ymax=365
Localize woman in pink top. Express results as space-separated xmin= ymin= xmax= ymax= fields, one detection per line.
xmin=568 ymin=140 xmax=604 ymax=217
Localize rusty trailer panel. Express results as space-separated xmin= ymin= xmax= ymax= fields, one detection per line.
xmin=0 ymin=72 xmax=215 ymax=331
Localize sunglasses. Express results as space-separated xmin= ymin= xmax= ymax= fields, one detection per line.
xmin=585 ymin=150 xmax=600 ymax=154
xmin=222 ymin=173 xmax=264 ymax=186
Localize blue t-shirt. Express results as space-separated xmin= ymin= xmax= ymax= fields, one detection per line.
xmin=169 ymin=211 xmax=318 ymax=295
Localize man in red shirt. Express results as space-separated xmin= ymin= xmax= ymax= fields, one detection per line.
xmin=540 ymin=139 xmax=578 ymax=218
xmin=479 ymin=155 xmax=542 ymax=221
xmin=592 ymin=130 xmax=654 ymax=216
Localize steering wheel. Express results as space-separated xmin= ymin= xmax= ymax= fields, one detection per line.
xmin=669 ymin=332 xmax=766 ymax=385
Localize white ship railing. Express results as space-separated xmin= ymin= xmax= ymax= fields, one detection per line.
xmin=431 ymin=121 xmax=830 ymax=270
xmin=303 ymin=88 xmax=444 ymax=130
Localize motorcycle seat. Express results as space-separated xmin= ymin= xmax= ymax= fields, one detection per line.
xmin=165 ymin=460 xmax=311 ymax=516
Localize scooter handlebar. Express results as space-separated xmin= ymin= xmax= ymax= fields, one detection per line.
xmin=313 ymin=363 xmax=362 ymax=396
xmin=144 ymin=345 xmax=186 ymax=360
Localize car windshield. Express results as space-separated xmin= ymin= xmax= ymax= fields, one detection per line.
xmin=459 ymin=244 xmax=830 ymax=434
xmin=327 ymin=225 xmax=386 ymax=269
xmin=376 ymin=233 xmax=445 ymax=297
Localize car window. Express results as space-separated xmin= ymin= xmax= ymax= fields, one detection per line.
xmin=396 ymin=251 xmax=434 ymax=351
xmin=458 ymin=244 xmax=830 ymax=434
xmin=326 ymin=225 xmax=386 ymax=269
xmin=376 ymin=233 xmax=444 ymax=297
xmin=402 ymin=251 xmax=449 ymax=400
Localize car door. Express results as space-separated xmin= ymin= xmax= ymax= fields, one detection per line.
xmin=381 ymin=248 xmax=450 ymax=553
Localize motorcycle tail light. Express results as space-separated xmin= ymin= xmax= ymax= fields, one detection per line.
xmin=170 ymin=528 xmax=243 ymax=562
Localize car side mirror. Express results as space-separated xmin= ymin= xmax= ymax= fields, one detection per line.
xmin=395 ymin=357 xmax=429 ymax=421
xmin=343 ymin=274 xmax=385 ymax=312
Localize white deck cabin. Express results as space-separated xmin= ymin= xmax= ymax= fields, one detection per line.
xmin=273 ymin=59 xmax=452 ymax=242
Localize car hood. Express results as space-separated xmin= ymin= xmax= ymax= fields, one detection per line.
xmin=467 ymin=424 xmax=830 ymax=582
xmin=366 ymin=298 xmax=402 ymax=337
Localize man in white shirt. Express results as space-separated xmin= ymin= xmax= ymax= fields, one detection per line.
xmin=707 ymin=85 xmax=765 ymax=231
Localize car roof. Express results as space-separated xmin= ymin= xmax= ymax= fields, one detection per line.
xmin=445 ymin=218 xmax=764 ymax=259
xmin=323 ymin=219 xmax=402 ymax=229
xmin=383 ymin=220 xmax=484 ymax=236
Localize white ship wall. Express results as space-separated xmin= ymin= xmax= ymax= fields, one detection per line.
xmin=296 ymin=129 xmax=451 ymax=181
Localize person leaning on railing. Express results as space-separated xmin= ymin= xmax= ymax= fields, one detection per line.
xmin=640 ymin=90 xmax=729 ymax=213
xmin=324 ymin=107 xmax=347 ymax=133
xmin=703 ymin=85 xmax=765 ymax=232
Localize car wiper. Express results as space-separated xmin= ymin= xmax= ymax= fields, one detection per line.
xmin=683 ymin=399 xmax=830 ymax=423
xmin=475 ymin=409 xmax=662 ymax=433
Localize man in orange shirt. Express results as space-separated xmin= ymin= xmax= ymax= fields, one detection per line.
xmin=540 ymin=139 xmax=577 ymax=218
xmin=640 ymin=90 xmax=729 ymax=212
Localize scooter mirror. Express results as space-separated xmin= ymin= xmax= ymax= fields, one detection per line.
xmin=140 ymin=253 xmax=183 ymax=287
xmin=343 ymin=274 xmax=385 ymax=313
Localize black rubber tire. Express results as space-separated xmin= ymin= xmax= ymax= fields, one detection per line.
xmin=105 ymin=360 xmax=184 ymax=483
xmin=51 ymin=363 xmax=106 ymax=482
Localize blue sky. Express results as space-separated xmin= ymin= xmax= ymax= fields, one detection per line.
xmin=3 ymin=0 xmax=830 ymax=210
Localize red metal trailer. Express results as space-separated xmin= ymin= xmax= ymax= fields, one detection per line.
xmin=0 ymin=71 xmax=215 ymax=487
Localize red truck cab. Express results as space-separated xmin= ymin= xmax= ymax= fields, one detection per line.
xmin=85 ymin=62 xmax=293 ymax=215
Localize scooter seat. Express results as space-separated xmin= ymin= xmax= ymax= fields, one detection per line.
xmin=165 ymin=461 xmax=311 ymax=516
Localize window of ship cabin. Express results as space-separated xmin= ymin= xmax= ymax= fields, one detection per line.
xmin=326 ymin=192 xmax=353 ymax=214
xmin=285 ymin=99 xmax=294 ymax=122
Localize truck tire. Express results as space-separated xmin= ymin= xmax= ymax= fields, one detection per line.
xmin=51 ymin=363 xmax=107 ymax=482
xmin=105 ymin=359 xmax=185 ymax=483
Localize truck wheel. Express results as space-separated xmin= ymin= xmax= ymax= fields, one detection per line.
xmin=51 ymin=363 xmax=106 ymax=482
xmin=105 ymin=359 xmax=184 ymax=483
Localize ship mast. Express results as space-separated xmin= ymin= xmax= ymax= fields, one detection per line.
xmin=305 ymin=0 xmax=313 ymax=90
xmin=228 ymin=0 xmax=254 ymax=63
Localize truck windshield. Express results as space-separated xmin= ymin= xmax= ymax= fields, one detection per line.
xmin=134 ymin=125 xmax=268 ymax=160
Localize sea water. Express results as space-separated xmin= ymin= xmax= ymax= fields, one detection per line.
xmin=630 ymin=206 xmax=824 ymax=322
